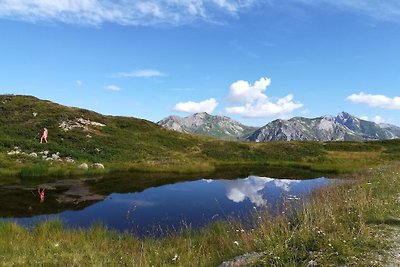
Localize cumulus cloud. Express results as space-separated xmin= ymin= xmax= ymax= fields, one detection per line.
xmin=76 ymin=80 xmax=83 ymax=86
xmin=119 ymin=69 xmax=165 ymax=78
xmin=347 ymin=92 xmax=400 ymax=110
xmin=225 ymin=77 xmax=303 ymax=118
xmin=105 ymin=84 xmax=120 ymax=91
xmin=228 ymin=77 xmax=271 ymax=103
xmin=0 ymin=0 xmax=256 ymax=26
xmin=173 ymin=98 xmax=218 ymax=113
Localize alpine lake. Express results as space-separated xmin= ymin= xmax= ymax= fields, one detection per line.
xmin=0 ymin=166 xmax=344 ymax=237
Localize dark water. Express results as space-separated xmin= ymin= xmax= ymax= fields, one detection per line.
xmin=0 ymin=175 xmax=341 ymax=236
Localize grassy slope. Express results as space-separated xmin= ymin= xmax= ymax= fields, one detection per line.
xmin=1 ymin=94 xmax=399 ymax=178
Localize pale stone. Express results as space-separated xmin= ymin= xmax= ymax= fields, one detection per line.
xmin=92 ymin=163 xmax=105 ymax=169
xmin=78 ymin=163 xmax=89 ymax=170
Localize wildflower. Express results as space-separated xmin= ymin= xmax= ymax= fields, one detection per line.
xmin=54 ymin=243 xmax=59 ymax=248
xmin=234 ymin=241 xmax=239 ymax=246
xmin=172 ymin=254 xmax=178 ymax=261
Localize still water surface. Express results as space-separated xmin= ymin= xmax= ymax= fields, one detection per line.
xmin=1 ymin=175 xmax=340 ymax=236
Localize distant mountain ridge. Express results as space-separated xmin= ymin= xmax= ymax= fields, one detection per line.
xmin=159 ymin=112 xmax=400 ymax=142
xmin=247 ymin=112 xmax=400 ymax=142
xmin=157 ymin=112 xmax=257 ymax=140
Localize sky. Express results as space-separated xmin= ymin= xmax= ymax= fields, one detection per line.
xmin=1 ymin=0 xmax=400 ymax=127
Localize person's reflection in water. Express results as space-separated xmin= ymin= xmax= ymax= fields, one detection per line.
xmin=38 ymin=188 xmax=45 ymax=203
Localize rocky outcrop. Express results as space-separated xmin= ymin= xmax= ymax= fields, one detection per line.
xmin=59 ymin=117 xmax=106 ymax=132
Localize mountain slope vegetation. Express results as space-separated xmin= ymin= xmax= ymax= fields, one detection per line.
xmin=1 ymin=94 xmax=400 ymax=177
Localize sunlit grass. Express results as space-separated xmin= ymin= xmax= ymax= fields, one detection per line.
xmin=1 ymin=162 xmax=400 ymax=266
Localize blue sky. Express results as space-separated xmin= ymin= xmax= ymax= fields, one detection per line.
xmin=1 ymin=0 xmax=400 ymax=127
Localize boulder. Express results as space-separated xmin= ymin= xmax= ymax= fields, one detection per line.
xmin=78 ymin=163 xmax=89 ymax=170
xmin=65 ymin=157 xmax=75 ymax=163
xmin=92 ymin=163 xmax=105 ymax=169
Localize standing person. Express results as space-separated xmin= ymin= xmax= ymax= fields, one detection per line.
xmin=40 ymin=128 xmax=48 ymax=143
xmin=38 ymin=188 xmax=45 ymax=203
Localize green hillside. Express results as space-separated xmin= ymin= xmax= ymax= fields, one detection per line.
xmin=1 ymin=94 xmax=399 ymax=177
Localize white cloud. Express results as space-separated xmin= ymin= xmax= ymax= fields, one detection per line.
xmin=347 ymin=92 xmax=400 ymax=110
xmin=0 ymin=0 xmax=257 ymax=26
xmin=173 ymin=98 xmax=218 ymax=113
xmin=225 ymin=77 xmax=303 ymax=118
xmin=228 ymin=77 xmax=270 ymax=103
xmin=105 ymin=84 xmax=120 ymax=91
xmin=360 ymin=115 xmax=386 ymax=124
xmin=76 ymin=80 xmax=83 ymax=86
xmin=119 ymin=69 xmax=165 ymax=78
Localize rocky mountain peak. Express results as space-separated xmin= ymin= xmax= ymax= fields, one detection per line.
xmin=158 ymin=113 xmax=257 ymax=140
xmin=247 ymin=112 xmax=400 ymax=142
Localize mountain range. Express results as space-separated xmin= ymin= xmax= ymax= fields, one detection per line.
xmin=158 ymin=112 xmax=400 ymax=142
xmin=157 ymin=112 xmax=257 ymax=140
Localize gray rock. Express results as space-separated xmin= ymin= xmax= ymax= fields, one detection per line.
xmin=29 ymin=152 xmax=38 ymax=158
xmin=92 ymin=163 xmax=104 ymax=169
xmin=59 ymin=118 xmax=106 ymax=132
xmin=218 ymin=252 xmax=265 ymax=267
xmin=51 ymin=154 xmax=60 ymax=160
xmin=78 ymin=163 xmax=89 ymax=170
xmin=65 ymin=157 xmax=75 ymax=163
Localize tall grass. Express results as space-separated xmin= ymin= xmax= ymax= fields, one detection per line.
xmin=1 ymin=162 xmax=399 ymax=266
